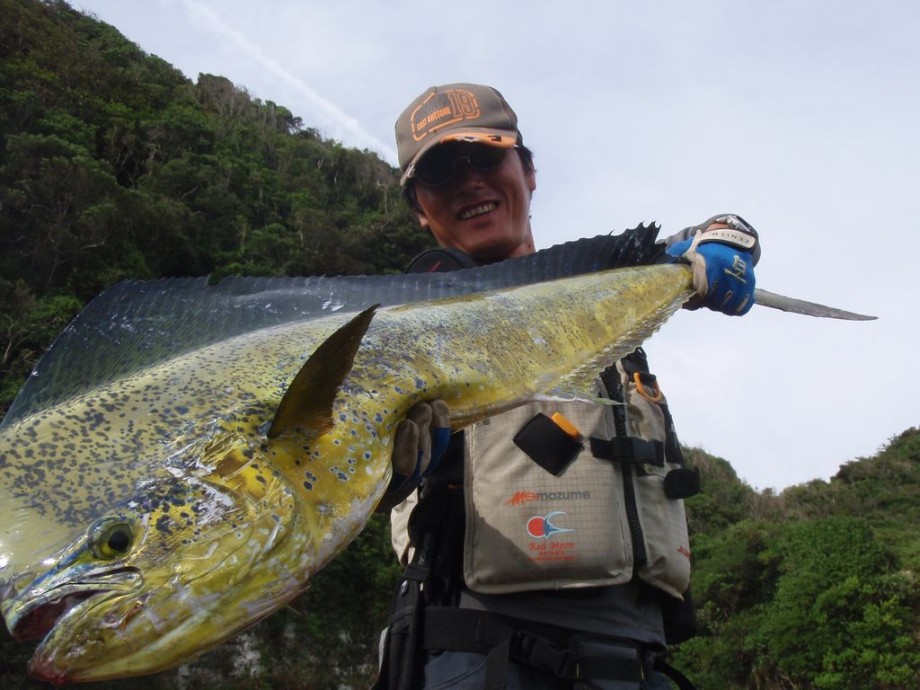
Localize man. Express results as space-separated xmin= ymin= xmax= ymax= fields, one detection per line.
xmin=375 ymin=83 xmax=759 ymax=690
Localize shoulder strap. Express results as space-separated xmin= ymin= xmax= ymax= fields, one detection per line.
xmin=405 ymin=247 xmax=478 ymax=273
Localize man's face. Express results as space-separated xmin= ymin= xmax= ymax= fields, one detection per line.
xmin=412 ymin=144 xmax=537 ymax=261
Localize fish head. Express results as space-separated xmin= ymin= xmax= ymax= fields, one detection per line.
xmin=3 ymin=439 xmax=301 ymax=684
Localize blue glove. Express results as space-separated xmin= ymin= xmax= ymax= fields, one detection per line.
xmin=666 ymin=214 xmax=758 ymax=316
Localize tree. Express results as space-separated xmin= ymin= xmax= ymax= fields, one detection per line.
xmin=757 ymin=517 xmax=917 ymax=689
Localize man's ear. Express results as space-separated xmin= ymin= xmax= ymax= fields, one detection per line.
xmin=416 ymin=209 xmax=430 ymax=229
xmin=526 ymin=168 xmax=537 ymax=195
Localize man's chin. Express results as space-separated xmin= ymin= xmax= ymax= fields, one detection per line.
xmin=465 ymin=238 xmax=520 ymax=263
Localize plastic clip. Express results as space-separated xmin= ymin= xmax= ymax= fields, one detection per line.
xmin=633 ymin=372 xmax=662 ymax=403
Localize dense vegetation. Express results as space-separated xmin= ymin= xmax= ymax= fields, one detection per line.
xmin=675 ymin=437 xmax=920 ymax=689
xmin=1 ymin=2 xmax=918 ymax=688
xmin=0 ymin=0 xmax=432 ymax=410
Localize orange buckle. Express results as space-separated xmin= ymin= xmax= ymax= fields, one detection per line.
xmin=550 ymin=412 xmax=583 ymax=440
xmin=633 ymin=372 xmax=662 ymax=403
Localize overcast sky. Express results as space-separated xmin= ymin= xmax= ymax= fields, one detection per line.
xmin=73 ymin=0 xmax=918 ymax=491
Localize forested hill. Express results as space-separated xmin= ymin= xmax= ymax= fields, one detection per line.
xmin=1 ymin=2 xmax=918 ymax=689
xmin=0 ymin=0 xmax=431 ymax=408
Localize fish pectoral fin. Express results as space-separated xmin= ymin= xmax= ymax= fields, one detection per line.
xmin=268 ymin=305 xmax=379 ymax=439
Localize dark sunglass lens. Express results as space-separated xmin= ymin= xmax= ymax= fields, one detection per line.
xmin=468 ymin=146 xmax=506 ymax=171
xmin=415 ymin=147 xmax=456 ymax=186
xmin=414 ymin=144 xmax=508 ymax=186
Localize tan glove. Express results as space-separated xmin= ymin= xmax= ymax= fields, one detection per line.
xmin=392 ymin=400 xmax=450 ymax=479
xmin=378 ymin=400 xmax=450 ymax=513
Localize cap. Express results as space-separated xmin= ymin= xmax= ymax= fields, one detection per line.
xmin=395 ymin=83 xmax=520 ymax=186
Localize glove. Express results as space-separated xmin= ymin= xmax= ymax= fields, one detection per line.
xmin=666 ymin=214 xmax=758 ymax=316
xmin=390 ymin=400 xmax=451 ymax=486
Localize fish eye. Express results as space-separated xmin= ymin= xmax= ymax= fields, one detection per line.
xmin=89 ymin=518 xmax=134 ymax=560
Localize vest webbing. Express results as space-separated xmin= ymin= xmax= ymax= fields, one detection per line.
xmin=422 ymin=607 xmax=697 ymax=690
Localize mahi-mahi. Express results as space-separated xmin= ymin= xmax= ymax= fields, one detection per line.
xmin=0 ymin=229 xmax=873 ymax=683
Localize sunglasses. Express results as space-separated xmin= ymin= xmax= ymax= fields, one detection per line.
xmin=411 ymin=143 xmax=513 ymax=187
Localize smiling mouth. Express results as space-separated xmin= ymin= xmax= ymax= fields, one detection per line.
xmin=458 ymin=202 xmax=497 ymax=220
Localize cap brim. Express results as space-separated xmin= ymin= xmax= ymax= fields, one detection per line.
xmin=400 ymin=128 xmax=518 ymax=186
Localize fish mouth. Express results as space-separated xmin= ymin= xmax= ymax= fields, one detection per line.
xmin=8 ymin=567 xmax=142 ymax=643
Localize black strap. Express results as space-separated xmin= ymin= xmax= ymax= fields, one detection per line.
xmin=589 ymin=435 xmax=665 ymax=466
xmin=484 ymin=634 xmax=579 ymax=689
xmin=424 ymin=607 xmax=577 ymax=673
xmin=485 ymin=636 xmax=512 ymax=690
xmin=405 ymin=247 xmax=479 ymax=273
xmin=422 ymin=607 xmax=674 ymax=687
xmin=653 ymin=656 xmax=698 ymax=690
xmin=659 ymin=400 xmax=686 ymax=467
xmin=423 ymin=607 xmax=525 ymax=655
xmin=384 ymin=533 xmax=432 ymax=690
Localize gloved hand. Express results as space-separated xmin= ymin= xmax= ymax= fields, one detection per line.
xmin=666 ymin=214 xmax=759 ymax=316
xmin=390 ymin=399 xmax=451 ymax=487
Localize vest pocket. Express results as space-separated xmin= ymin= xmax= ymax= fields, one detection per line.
xmin=620 ymin=368 xmax=692 ymax=598
xmin=634 ymin=472 xmax=691 ymax=597
xmin=463 ymin=402 xmax=634 ymax=594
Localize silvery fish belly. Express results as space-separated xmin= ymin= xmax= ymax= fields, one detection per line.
xmin=0 ymin=262 xmax=693 ymax=683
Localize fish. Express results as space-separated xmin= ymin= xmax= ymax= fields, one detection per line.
xmin=0 ymin=250 xmax=695 ymax=683
xmin=0 ymin=226 xmax=873 ymax=429
xmin=0 ymin=226 xmax=672 ymax=424
xmin=0 ymin=228 xmax=875 ymax=683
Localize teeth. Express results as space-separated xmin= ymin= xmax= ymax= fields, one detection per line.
xmin=459 ymin=202 xmax=496 ymax=220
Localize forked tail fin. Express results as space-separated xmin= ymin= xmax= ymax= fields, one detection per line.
xmin=754 ymin=289 xmax=877 ymax=321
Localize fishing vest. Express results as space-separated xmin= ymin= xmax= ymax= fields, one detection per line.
xmin=390 ymin=349 xmax=698 ymax=599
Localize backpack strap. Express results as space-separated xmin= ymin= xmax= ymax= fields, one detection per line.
xmin=377 ymin=480 xmax=466 ymax=690
xmin=405 ymin=247 xmax=479 ymax=273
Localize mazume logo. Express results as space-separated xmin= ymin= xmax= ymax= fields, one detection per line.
xmin=506 ymin=490 xmax=591 ymax=506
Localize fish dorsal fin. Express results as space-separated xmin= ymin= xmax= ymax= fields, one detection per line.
xmin=3 ymin=228 xmax=663 ymax=427
xmin=268 ymin=305 xmax=378 ymax=439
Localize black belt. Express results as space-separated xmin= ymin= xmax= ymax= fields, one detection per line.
xmin=422 ymin=607 xmax=695 ymax=689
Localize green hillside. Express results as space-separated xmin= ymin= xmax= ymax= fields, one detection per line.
xmin=0 ymin=0 xmax=432 ymax=410
xmin=677 ymin=431 xmax=920 ymax=689
xmin=1 ymin=2 xmax=917 ymax=688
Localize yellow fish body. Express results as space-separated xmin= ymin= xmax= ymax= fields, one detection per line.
xmin=0 ymin=262 xmax=693 ymax=683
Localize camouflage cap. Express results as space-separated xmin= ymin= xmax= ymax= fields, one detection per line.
xmin=395 ymin=83 xmax=521 ymax=186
